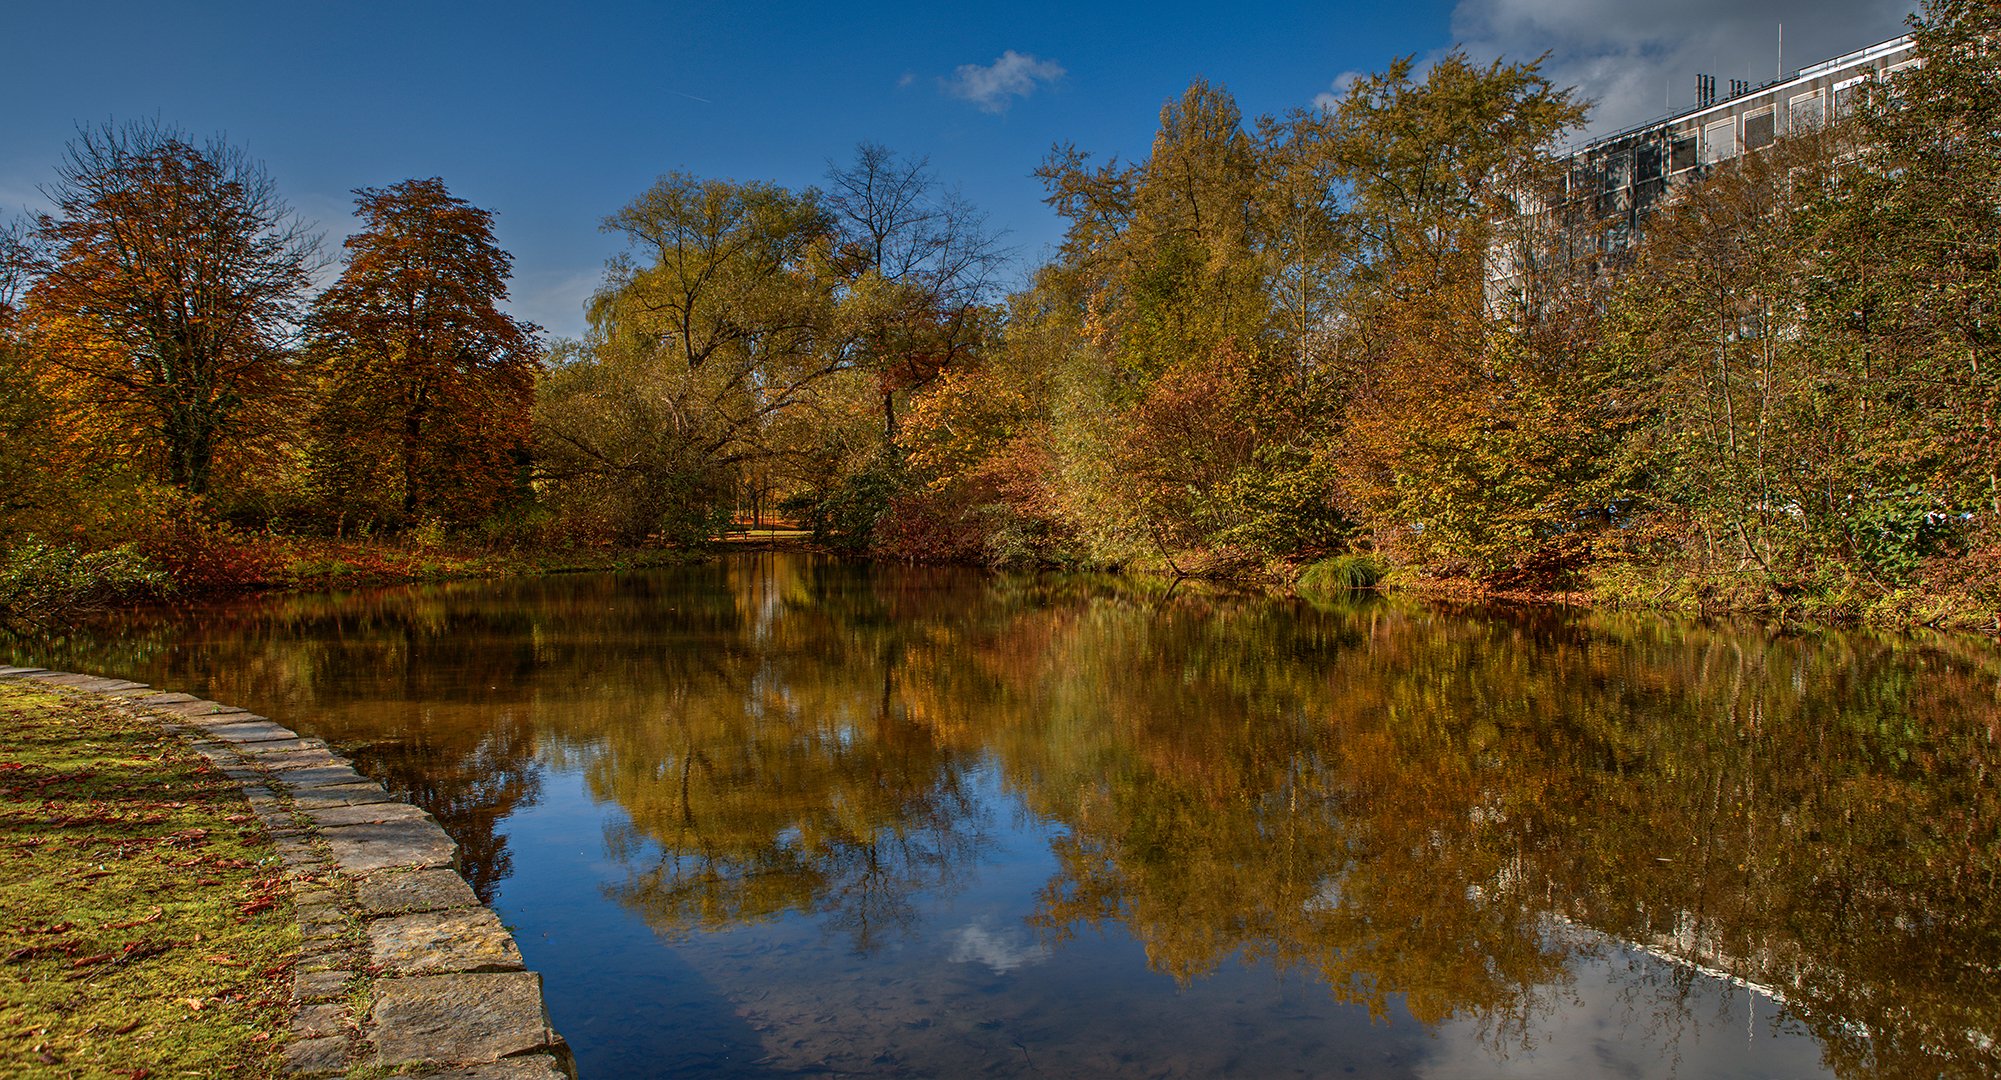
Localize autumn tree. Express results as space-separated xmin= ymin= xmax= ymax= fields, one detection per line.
xmin=535 ymin=174 xmax=841 ymax=544
xmin=1319 ymin=53 xmax=1599 ymax=582
xmin=308 ymin=178 xmax=538 ymax=528
xmin=896 ymin=272 xmax=1084 ymax=564
xmin=1040 ymin=80 xmax=1270 ymax=382
xmin=0 ymin=219 xmax=59 ymax=540
xmin=825 ymin=143 xmax=1005 ymax=440
xmin=23 ymin=121 xmax=318 ymax=496
xmin=761 ymin=146 xmax=1007 ymax=550
xmin=1021 ymin=81 xmax=1349 ymax=572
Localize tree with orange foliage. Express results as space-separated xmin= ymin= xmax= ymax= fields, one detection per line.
xmin=308 ymin=178 xmax=538 ymax=528
xmin=24 ymin=121 xmax=318 ymax=496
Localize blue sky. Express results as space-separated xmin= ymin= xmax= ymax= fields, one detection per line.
xmin=2 ymin=0 xmax=1913 ymax=340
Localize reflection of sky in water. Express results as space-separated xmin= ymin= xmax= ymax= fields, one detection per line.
xmin=13 ymin=554 xmax=2000 ymax=1078
xmin=949 ymin=919 xmax=1051 ymax=974
xmin=491 ymin=760 xmax=1828 ymax=1079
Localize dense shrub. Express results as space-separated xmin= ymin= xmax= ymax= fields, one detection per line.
xmin=0 ymin=541 xmax=171 ymax=625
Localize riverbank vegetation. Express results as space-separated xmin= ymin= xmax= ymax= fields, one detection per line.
xmin=1 ymin=0 xmax=1993 ymax=631
xmin=0 ymin=682 xmax=299 ymax=1076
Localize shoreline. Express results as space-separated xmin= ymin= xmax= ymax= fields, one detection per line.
xmin=11 ymin=529 xmax=1996 ymax=646
xmin=0 ymin=667 xmax=574 ymax=1078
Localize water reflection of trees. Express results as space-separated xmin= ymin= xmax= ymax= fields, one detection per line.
xmin=1 ymin=584 xmax=555 ymax=903
xmin=970 ymin=599 xmax=2001 ymax=1076
xmin=12 ymin=559 xmax=2001 ymax=1074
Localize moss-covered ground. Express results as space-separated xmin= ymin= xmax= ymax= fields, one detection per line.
xmin=0 ymin=682 xmax=298 ymax=1078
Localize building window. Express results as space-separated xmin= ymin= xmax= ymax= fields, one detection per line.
xmin=1703 ymin=119 xmax=1737 ymax=163
xmin=1744 ymin=110 xmax=1776 ymax=150
xmin=1636 ymin=143 xmax=1663 ymax=182
xmin=1788 ymin=91 xmax=1824 ymax=131
xmin=1834 ymin=75 xmax=1868 ymax=117
xmin=1670 ymin=136 xmax=1698 ymax=173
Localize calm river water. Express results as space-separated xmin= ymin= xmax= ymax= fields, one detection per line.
xmin=7 ymin=553 xmax=1999 ymax=1078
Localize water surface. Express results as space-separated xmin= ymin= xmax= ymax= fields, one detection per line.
xmin=8 ymin=554 xmax=1999 ymax=1078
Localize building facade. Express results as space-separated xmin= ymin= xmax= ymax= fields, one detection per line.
xmin=1486 ymin=33 xmax=1920 ymax=312
xmin=1569 ymin=33 xmax=1918 ymax=253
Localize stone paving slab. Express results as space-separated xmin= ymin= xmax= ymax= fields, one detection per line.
xmin=306 ymin=801 xmax=431 ymax=830
xmin=274 ymin=764 xmax=372 ymax=787
xmin=371 ymin=972 xmax=559 ymax=1068
xmin=425 ymin=1055 xmax=574 ymax=1079
xmin=151 ymin=698 xmax=250 ymax=718
xmin=0 ymin=666 xmax=47 ymax=676
xmin=282 ymin=1035 xmax=349 ymax=1075
xmin=203 ymin=719 xmax=302 ymax=743
xmin=250 ymin=752 xmax=348 ymax=776
xmin=355 ymin=867 xmax=481 ymax=915
xmin=288 ymin=782 xmax=399 ymax=810
xmin=291 ymin=968 xmax=355 ymax=1005
xmin=237 ymin=739 xmax=336 ymax=759
xmin=20 ymin=673 xmax=143 ymax=692
xmin=293 ymin=1001 xmax=350 ymax=1039
xmin=370 ymin=909 xmax=525 ymax=976
xmin=178 ymin=710 xmax=271 ymax=726
xmin=129 ymin=691 xmax=199 ymax=705
xmin=321 ymin=820 xmax=459 ymax=874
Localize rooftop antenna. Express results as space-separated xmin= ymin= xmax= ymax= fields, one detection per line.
xmin=1778 ymin=23 xmax=1784 ymax=80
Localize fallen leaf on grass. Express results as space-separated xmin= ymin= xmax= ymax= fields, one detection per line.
xmin=119 ymin=940 xmax=170 ymax=962
xmin=103 ymin=907 xmax=163 ymax=930
xmin=6 ymin=943 xmax=71 ymax=964
xmin=111 ymin=1019 xmax=141 ymax=1035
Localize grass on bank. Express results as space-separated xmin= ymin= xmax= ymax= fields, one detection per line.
xmin=0 ymin=683 xmax=300 ymax=1079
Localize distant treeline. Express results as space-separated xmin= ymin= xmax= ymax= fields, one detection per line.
xmin=1 ymin=0 xmax=1995 ymax=628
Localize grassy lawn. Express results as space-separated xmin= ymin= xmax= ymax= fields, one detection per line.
xmin=0 ymin=682 xmax=299 ymax=1078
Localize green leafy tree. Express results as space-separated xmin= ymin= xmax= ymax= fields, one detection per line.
xmin=1022 ymin=81 xmax=1349 ymax=572
xmin=535 ymin=174 xmax=841 ymax=544
xmin=1796 ymin=0 xmax=2001 ymax=613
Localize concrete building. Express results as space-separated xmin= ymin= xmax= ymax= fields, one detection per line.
xmin=1486 ymin=32 xmax=1920 ymax=312
xmin=1566 ymin=32 xmax=1919 ymax=255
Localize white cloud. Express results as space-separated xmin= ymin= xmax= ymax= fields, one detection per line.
xmin=1313 ymin=70 xmax=1368 ymax=112
xmin=1447 ymin=0 xmax=1913 ymax=138
xmin=942 ymin=50 xmax=1066 ymax=114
